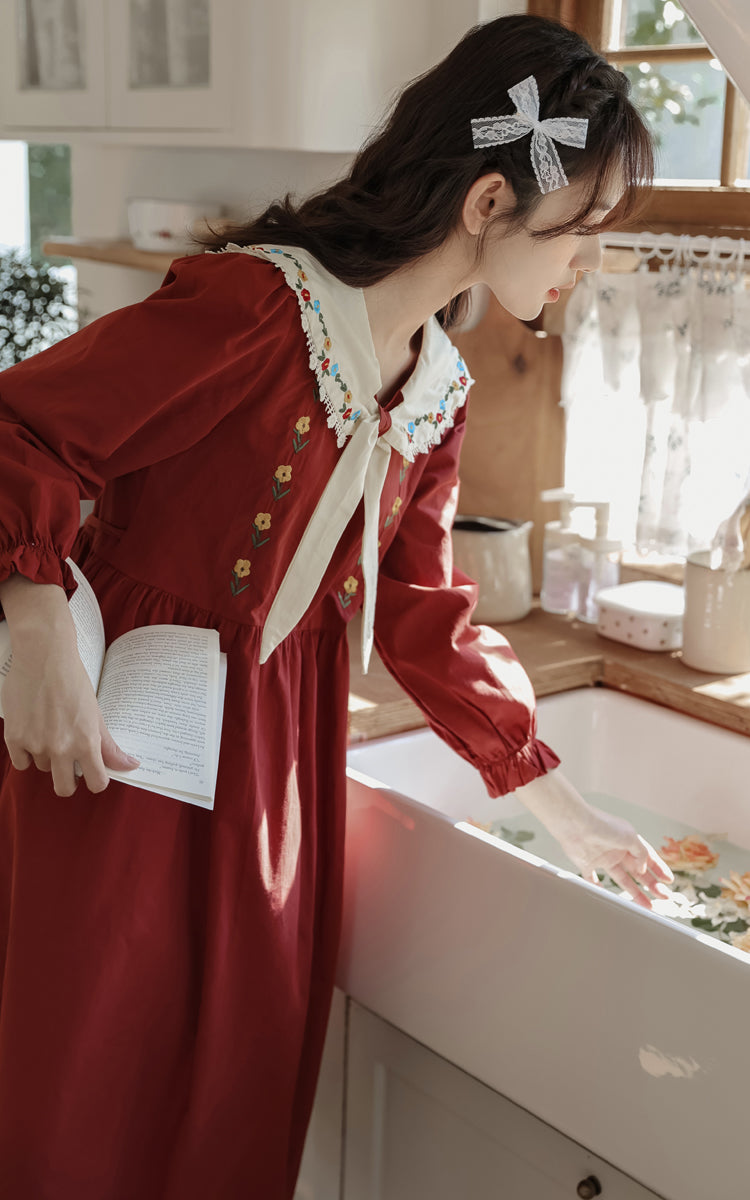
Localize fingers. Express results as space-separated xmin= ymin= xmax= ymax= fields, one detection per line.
xmin=99 ymin=726 xmax=140 ymax=773
xmin=632 ymin=835 xmax=675 ymax=883
xmin=5 ymin=743 xmax=32 ymax=771
xmin=607 ymin=864 xmax=654 ymax=910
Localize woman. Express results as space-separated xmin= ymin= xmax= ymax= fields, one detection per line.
xmin=0 ymin=14 xmax=673 ymax=1199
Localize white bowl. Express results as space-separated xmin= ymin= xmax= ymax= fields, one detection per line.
xmin=126 ymin=197 xmax=225 ymax=253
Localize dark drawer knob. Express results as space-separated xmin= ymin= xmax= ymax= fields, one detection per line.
xmin=576 ymin=1178 xmax=602 ymax=1198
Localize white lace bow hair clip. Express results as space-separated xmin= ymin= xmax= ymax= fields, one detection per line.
xmin=471 ymin=74 xmax=589 ymax=195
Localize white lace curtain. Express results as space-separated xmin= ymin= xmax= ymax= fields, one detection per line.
xmin=562 ymin=239 xmax=750 ymax=557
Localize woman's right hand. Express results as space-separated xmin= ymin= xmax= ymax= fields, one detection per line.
xmin=0 ymin=576 xmax=139 ymax=796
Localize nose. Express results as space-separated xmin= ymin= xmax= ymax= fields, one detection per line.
xmin=572 ymin=234 xmax=602 ymax=276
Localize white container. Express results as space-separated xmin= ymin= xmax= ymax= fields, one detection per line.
xmin=451 ymin=516 xmax=533 ymax=624
xmin=682 ymin=550 xmax=750 ymax=673
xmin=126 ymin=197 xmax=225 ymax=253
xmin=595 ymin=580 xmax=684 ymax=651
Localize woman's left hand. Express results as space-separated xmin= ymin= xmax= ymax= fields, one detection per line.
xmin=514 ymin=767 xmax=675 ymax=910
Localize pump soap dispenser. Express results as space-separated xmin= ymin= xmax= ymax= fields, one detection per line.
xmin=540 ymin=489 xmax=582 ymax=615
xmin=577 ymin=501 xmax=621 ymax=624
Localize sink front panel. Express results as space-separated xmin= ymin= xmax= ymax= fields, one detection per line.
xmin=342 ymin=688 xmax=750 ymax=1200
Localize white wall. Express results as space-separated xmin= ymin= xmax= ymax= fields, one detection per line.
xmin=71 ymin=144 xmax=352 ymax=319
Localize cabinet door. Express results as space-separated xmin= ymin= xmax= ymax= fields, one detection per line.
xmin=344 ymin=1003 xmax=662 ymax=1200
xmin=0 ymin=0 xmax=107 ymax=128
xmin=106 ymin=0 xmax=233 ymax=130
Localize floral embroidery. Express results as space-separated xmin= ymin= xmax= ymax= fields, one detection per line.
xmin=252 ymin=511 xmax=272 ymax=547
xmin=384 ymin=496 xmax=402 ymax=528
xmin=338 ymin=575 xmax=359 ymax=608
xmin=272 ymin=464 xmax=292 ymax=500
xmin=231 ymin=558 xmax=251 ymax=596
xmin=400 ymin=456 xmax=410 ymax=483
xmin=405 ymin=377 xmax=460 ymax=445
xmin=252 ymin=247 xmax=363 ymax=439
xmin=293 ymin=415 xmax=311 ymax=454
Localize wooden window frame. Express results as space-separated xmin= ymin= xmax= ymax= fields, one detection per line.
xmin=527 ymin=0 xmax=750 ymax=236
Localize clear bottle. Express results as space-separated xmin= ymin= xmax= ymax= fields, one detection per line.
xmin=540 ymin=490 xmax=583 ymax=615
xmin=577 ymin=501 xmax=622 ymax=624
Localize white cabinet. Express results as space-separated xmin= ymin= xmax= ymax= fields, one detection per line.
xmin=342 ymin=1002 xmax=663 ymax=1200
xmin=0 ymin=0 xmax=234 ymax=133
xmin=0 ymin=0 xmax=520 ymax=149
xmin=0 ymin=0 xmax=108 ymax=128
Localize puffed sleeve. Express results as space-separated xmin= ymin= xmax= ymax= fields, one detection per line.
xmin=373 ymin=403 xmax=561 ymax=796
xmin=0 ymin=251 xmax=287 ymax=597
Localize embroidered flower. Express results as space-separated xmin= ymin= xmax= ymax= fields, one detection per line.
xmin=313 ymin=300 xmax=320 ymax=312
xmin=338 ymin=574 xmax=360 ymax=609
xmin=342 ymin=407 xmax=352 ymax=420
xmin=321 ymin=357 xmax=330 ymax=372
xmin=345 ymin=390 xmax=352 ymax=403
xmin=251 ymin=511 xmax=272 ymax=548
xmin=231 ymin=558 xmax=251 ymax=596
xmin=272 ymin=464 xmax=293 ymax=500
xmin=301 ymin=288 xmax=311 ymax=302
xmin=324 ymin=337 xmax=332 ymax=352
xmin=659 ymin=835 xmax=719 ymax=873
xmin=385 ymin=495 xmax=403 ymax=528
xmin=299 ymin=270 xmax=307 ymax=282
xmin=436 ymin=412 xmax=444 ymax=423
xmin=293 ymin=414 xmax=311 ymax=454
xmin=459 ymin=375 xmax=468 ymax=386
xmin=400 ymin=455 xmax=410 ymax=482
xmin=254 ymin=512 xmax=271 ymax=531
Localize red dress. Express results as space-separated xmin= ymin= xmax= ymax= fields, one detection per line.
xmin=0 ymin=248 xmax=559 ymax=1199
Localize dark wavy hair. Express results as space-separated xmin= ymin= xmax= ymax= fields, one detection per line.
xmin=193 ymin=14 xmax=653 ymax=328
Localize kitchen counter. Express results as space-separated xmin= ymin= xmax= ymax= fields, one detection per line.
xmin=347 ymin=605 xmax=750 ymax=742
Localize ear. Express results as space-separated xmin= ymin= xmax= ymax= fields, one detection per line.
xmin=461 ymin=173 xmax=514 ymax=236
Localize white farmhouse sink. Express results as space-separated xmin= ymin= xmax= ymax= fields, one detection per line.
xmin=341 ymin=687 xmax=750 ymax=1200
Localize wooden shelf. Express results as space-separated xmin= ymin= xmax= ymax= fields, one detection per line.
xmin=42 ymin=237 xmax=182 ymax=272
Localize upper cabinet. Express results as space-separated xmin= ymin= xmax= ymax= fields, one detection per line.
xmin=0 ymin=0 xmax=513 ymax=149
xmin=0 ymin=0 xmax=233 ymax=133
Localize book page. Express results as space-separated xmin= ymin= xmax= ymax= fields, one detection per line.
xmin=116 ymin=652 xmax=227 ymax=809
xmin=0 ymin=557 xmax=105 ymax=717
xmin=66 ymin=559 xmax=107 ymax=694
xmin=98 ymin=624 xmax=219 ymax=799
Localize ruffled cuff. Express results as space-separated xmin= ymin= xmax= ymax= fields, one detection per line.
xmin=0 ymin=540 xmax=78 ymax=602
xmin=478 ymin=736 xmax=561 ymax=797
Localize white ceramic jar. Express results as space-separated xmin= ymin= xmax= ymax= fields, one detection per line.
xmin=451 ymin=516 xmax=533 ymax=624
xmin=682 ymin=551 xmax=750 ymax=674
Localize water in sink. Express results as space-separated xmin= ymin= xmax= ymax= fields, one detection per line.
xmin=348 ymin=685 xmax=750 ymax=956
xmin=479 ymin=793 xmax=750 ymax=954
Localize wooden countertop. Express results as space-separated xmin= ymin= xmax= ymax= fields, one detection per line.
xmin=347 ymin=605 xmax=750 ymax=742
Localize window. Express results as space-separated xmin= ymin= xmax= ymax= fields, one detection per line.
xmin=528 ymin=0 xmax=750 ymax=235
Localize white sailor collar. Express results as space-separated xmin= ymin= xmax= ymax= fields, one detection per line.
xmin=223 ymin=242 xmax=473 ymax=457
xmin=220 ymin=243 xmax=475 ymax=671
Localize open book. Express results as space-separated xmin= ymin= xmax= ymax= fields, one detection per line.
xmin=0 ymin=560 xmax=226 ymax=810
